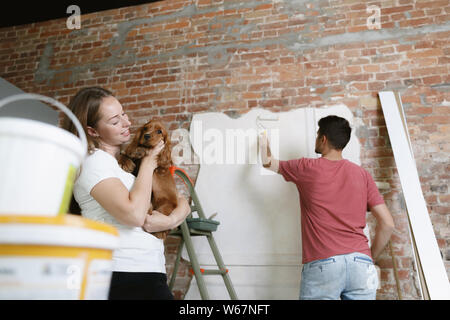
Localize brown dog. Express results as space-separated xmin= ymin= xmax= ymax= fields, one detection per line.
xmin=118 ymin=120 xmax=177 ymax=239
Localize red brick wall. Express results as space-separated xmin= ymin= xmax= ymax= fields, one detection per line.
xmin=1 ymin=0 xmax=449 ymax=300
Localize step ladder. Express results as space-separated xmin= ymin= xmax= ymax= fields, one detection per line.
xmin=168 ymin=166 xmax=238 ymax=300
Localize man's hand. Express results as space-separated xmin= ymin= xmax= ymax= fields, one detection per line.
xmin=258 ymin=132 xmax=280 ymax=173
xmin=370 ymin=204 xmax=395 ymax=261
xmin=259 ymin=132 xmax=272 ymax=167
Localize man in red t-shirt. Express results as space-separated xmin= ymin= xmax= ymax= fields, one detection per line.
xmin=259 ymin=115 xmax=394 ymax=300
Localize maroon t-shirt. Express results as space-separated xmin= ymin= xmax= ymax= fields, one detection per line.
xmin=279 ymin=157 xmax=384 ymax=264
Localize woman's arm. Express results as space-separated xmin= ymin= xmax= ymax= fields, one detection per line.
xmin=142 ymin=193 xmax=191 ymax=233
xmin=90 ymin=141 xmax=164 ymax=227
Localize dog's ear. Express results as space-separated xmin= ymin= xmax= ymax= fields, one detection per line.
xmin=158 ymin=131 xmax=173 ymax=168
xmin=125 ymin=125 xmax=145 ymax=158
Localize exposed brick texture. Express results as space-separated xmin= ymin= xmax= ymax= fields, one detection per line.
xmin=1 ymin=0 xmax=449 ymax=300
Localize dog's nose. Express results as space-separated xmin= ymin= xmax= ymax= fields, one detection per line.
xmin=144 ymin=133 xmax=151 ymax=140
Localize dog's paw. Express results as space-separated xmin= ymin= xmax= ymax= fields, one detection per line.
xmin=119 ymin=157 xmax=136 ymax=173
xmin=151 ymin=231 xmax=170 ymax=240
xmin=130 ymin=146 xmax=147 ymax=159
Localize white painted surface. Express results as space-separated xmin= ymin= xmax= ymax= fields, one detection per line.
xmin=184 ymin=106 xmax=362 ymax=299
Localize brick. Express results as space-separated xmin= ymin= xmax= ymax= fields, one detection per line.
xmin=368 ymin=82 xmax=385 ymax=91
xmin=416 ymin=0 xmax=449 ymax=9
xmin=363 ymin=64 xmax=380 ymax=73
xmin=423 ymin=115 xmax=448 ymax=124
xmin=410 ymin=107 xmax=433 ymax=114
xmin=422 ymin=75 xmax=442 ymax=85
xmin=255 ymin=3 xmax=273 ymax=11
xmin=381 ymin=5 xmax=414 ymax=15
xmin=346 ymin=65 xmax=361 ymax=73
xmin=242 ymin=92 xmax=261 ymax=99
xmin=164 ymin=21 xmax=190 ymax=30
xmin=344 ymin=74 xmax=370 ymax=82
xmin=399 ymin=17 xmax=434 ymax=27
xmin=151 ymin=75 xmax=176 ymax=84
xmin=370 ymin=137 xmax=388 ymax=148
xmin=439 ymin=194 xmax=450 ymax=203
xmin=406 ymin=48 xmax=443 ymax=59
xmin=248 ymin=83 xmax=271 ymax=91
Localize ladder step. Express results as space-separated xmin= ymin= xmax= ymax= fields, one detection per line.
xmin=189 ymin=268 xmax=228 ymax=276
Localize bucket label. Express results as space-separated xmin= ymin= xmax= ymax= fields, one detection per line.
xmin=58 ymin=164 xmax=77 ymax=215
xmin=0 ymin=256 xmax=84 ymax=299
xmin=84 ymin=259 xmax=114 ymax=300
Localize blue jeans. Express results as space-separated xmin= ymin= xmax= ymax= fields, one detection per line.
xmin=300 ymin=252 xmax=378 ymax=300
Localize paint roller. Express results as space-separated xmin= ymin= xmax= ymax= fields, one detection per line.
xmin=256 ymin=114 xmax=279 ymax=135
xmin=256 ymin=115 xmax=279 ymax=165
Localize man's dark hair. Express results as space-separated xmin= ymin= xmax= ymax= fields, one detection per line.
xmin=318 ymin=115 xmax=351 ymax=150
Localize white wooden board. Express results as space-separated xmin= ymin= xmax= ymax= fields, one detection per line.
xmin=379 ymin=91 xmax=450 ymax=300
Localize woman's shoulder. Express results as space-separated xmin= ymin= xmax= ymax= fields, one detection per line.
xmin=75 ymin=149 xmax=122 ymax=189
xmin=86 ymin=149 xmax=117 ymax=163
xmin=82 ymin=149 xmax=119 ymax=172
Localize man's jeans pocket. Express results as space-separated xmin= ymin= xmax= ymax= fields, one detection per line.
xmin=351 ymin=254 xmax=378 ymax=292
xmin=354 ymin=255 xmax=373 ymax=265
xmin=303 ymin=257 xmax=337 ymax=272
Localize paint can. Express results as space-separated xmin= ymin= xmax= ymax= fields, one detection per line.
xmin=0 ymin=215 xmax=118 ymax=299
xmin=0 ymin=94 xmax=87 ymax=216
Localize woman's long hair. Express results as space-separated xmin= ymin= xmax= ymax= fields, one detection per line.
xmin=62 ymin=87 xmax=113 ymax=215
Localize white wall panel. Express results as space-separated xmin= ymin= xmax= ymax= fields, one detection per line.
xmin=184 ymin=106 xmax=361 ymax=299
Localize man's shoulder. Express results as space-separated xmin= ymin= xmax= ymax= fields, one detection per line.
xmin=342 ymin=160 xmax=374 ymax=180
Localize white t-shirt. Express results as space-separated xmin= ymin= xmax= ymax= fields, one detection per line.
xmin=73 ymin=149 xmax=166 ymax=273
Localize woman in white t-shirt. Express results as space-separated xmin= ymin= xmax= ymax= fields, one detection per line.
xmin=63 ymin=87 xmax=191 ymax=300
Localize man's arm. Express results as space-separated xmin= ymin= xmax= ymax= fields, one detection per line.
xmin=259 ymin=132 xmax=279 ymax=173
xmin=370 ymin=203 xmax=395 ymax=260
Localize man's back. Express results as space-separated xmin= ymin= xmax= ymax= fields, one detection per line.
xmin=260 ymin=114 xmax=394 ymax=299
xmin=279 ymin=157 xmax=384 ymax=263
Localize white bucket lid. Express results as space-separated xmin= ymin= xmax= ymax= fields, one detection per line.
xmin=0 ymin=215 xmax=119 ymax=251
xmin=0 ymin=117 xmax=85 ymax=162
xmin=0 ymin=93 xmax=87 ymax=160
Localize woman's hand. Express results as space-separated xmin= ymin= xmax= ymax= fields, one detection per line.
xmin=142 ymin=209 xmax=173 ymax=234
xmin=141 ymin=140 xmax=165 ymax=171
xmin=141 ymin=194 xmax=191 ymax=234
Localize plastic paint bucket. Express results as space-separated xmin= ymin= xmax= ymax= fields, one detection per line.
xmin=0 ymin=215 xmax=119 ymax=300
xmin=0 ymin=94 xmax=87 ymax=216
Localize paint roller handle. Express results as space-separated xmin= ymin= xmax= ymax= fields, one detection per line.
xmin=0 ymin=93 xmax=88 ymax=157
